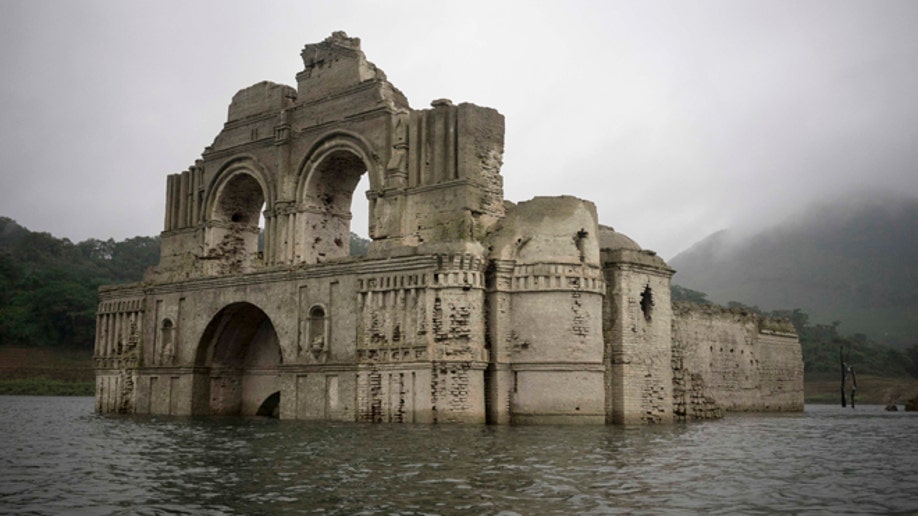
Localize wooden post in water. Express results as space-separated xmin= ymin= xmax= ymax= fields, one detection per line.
xmin=849 ymin=366 xmax=857 ymax=409
xmin=840 ymin=347 xmax=847 ymax=408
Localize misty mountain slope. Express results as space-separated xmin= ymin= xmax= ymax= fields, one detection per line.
xmin=669 ymin=195 xmax=918 ymax=345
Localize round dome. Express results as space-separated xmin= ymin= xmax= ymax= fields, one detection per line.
xmin=598 ymin=224 xmax=642 ymax=251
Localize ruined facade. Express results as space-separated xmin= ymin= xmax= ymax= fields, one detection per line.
xmin=95 ymin=33 xmax=803 ymax=424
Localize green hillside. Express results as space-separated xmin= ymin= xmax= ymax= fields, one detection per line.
xmin=0 ymin=217 xmax=160 ymax=350
xmin=0 ymin=217 xmax=372 ymax=352
xmin=0 ymin=217 xmax=372 ymax=395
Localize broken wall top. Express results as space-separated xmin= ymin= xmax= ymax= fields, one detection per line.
xmin=157 ymin=32 xmax=508 ymax=277
xmin=296 ymin=31 xmax=406 ymax=105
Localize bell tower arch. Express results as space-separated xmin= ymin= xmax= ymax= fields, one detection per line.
xmin=292 ymin=132 xmax=380 ymax=264
xmin=201 ymin=156 xmax=274 ymax=274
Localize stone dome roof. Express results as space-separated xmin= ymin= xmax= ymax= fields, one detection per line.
xmin=598 ymin=224 xmax=642 ymax=251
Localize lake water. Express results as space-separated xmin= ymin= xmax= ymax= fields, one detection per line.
xmin=1 ymin=397 xmax=916 ymax=514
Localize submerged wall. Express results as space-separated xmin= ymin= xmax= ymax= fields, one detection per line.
xmin=95 ymin=33 xmax=805 ymax=424
xmin=671 ymin=302 xmax=804 ymax=420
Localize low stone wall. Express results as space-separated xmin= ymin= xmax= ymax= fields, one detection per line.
xmin=672 ymin=302 xmax=803 ymax=420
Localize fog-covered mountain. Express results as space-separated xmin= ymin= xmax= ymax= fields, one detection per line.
xmin=669 ymin=194 xmax=918 ymax=346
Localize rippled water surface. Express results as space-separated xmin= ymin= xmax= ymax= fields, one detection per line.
xmin=2 ymin=397 xmax=917 ymax=514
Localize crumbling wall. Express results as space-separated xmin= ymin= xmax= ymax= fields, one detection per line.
xmin=602 ymin=247 xmax=675 ymax=424
xmin=672 ymin=302 xmax=803 ymax=414
xmin=351 ymin=254 xmax=487 ymax=423
xmin=355 ymin=367 xmax=424 ymax=423
xmin=485 ymin=197 xmax=606 ymax=424
xmin=357 ymin=270 xmax=434 ymax=365
xmin=94 ymin=290 xmax=143 ymax=414
xmin=392 ymin=101 xmax=505 ymax=251
xmin=671 ymin=343 xmax=723 ymax=422
xmin=753 ymin=329 xmax=806 ymax=411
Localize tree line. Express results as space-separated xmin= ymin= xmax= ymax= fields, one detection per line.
xmin=672 ymin=284 xmax=918 ymax=378
xmin=0 ymin=217 xmax=373 ymax=351
xmin=0 ymin=217 xmax=159 ymax=349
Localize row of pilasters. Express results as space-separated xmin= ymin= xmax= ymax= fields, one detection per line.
xmin=164 ymin=163 xmax=204 ymax=232
xmin=94 ymin=298 xmax=143 ymax=367
xmin=263 ymin=206 xmax=369 ymax=266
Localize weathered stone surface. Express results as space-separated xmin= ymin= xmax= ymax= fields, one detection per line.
xmin=95 ymin=33 xmax=804 ymax=424
xmin=671 ymin=302 xmax=804 ymax=419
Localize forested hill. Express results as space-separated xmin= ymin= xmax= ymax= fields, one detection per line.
xmin=0 ymin=217 xmax=373 ymax=351
xmin=0 ymin=217 xmax=160 ymax=349
xmin=669 ymin=194 xmax=918 ymax=347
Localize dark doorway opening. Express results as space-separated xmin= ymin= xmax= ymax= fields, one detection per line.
xmin=256 ymin=391 xmax=280 ymax=418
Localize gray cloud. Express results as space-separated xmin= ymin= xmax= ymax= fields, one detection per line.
xmin=2 ymin=0 xmax=916 ymax=259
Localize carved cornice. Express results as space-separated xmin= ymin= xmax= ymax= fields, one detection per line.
xmin=510 ymin=362 xmax=605 ymax=372
xmin=500 ymin=262 xmax=605 ymax=294
xmin=358 ymin=272 xmax=430 ymax=293
xmin=357 ymin=346 xmax=429 ymax=364
xmin=98 ymin=284 xmax=145 ymax=299
xmin=202 ymin=137 xmax=277 ymax=161
xmin=146 ymin=255 xmax=439 ymax=295
xmin=406 ymin=178 xmax=473 ymax=196
xmin=97 ymin=298 xmax=144 ymax=314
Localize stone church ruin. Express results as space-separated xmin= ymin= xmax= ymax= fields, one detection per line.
xmin=95 ymin=32 xmax=803 ymax=424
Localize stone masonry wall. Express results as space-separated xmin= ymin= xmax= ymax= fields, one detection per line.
xmin=672 ymin=302 xmax=804 ymax=415
xmin=94 ymin=288 xmax=143 ymax=413
xmin=602 ymin=249 xmax=675 ymax=425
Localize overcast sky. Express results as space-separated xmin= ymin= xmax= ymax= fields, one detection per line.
xmin=2 ymin=0 xmax=916 ymax=259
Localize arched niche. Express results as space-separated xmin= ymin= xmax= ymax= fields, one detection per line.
xmin=192 ymin=302 xmax=282 ymax=416
xmin=159 ymin=318 xmax=175 ymax=365
xmin=305 ymin=304 xmax=328 ymax=360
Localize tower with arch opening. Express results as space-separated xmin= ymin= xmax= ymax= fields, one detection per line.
xmin=94 ymin=33 xmax=803 ymax=424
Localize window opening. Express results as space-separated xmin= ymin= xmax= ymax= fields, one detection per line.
xmin=640 ymin=285 xmax=654 ymax=322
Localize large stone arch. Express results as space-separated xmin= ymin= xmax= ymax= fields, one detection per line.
xmin=294 ymin=132 xmax=381 ymax=262
xmin=296 ymin=131 xmax=381 ymax=197
xmin=191 ymin=302 xmax=282 ymax=416
xmin=202 ymin=156 xmax=275 ymax=273
xmin=205 ymin=155 xmax=276 ymax=220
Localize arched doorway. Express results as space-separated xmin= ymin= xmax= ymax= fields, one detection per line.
xmin=193 ymin=302 xmax=282 ymax=416
xmin=256 ymin=391 xmax=280 ymax=418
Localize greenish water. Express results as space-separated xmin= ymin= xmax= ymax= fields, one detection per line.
xmin=0 ymin=379 xmax=93 ymax=396
xmin=1 ymin=397 xmax=916 ymax=514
